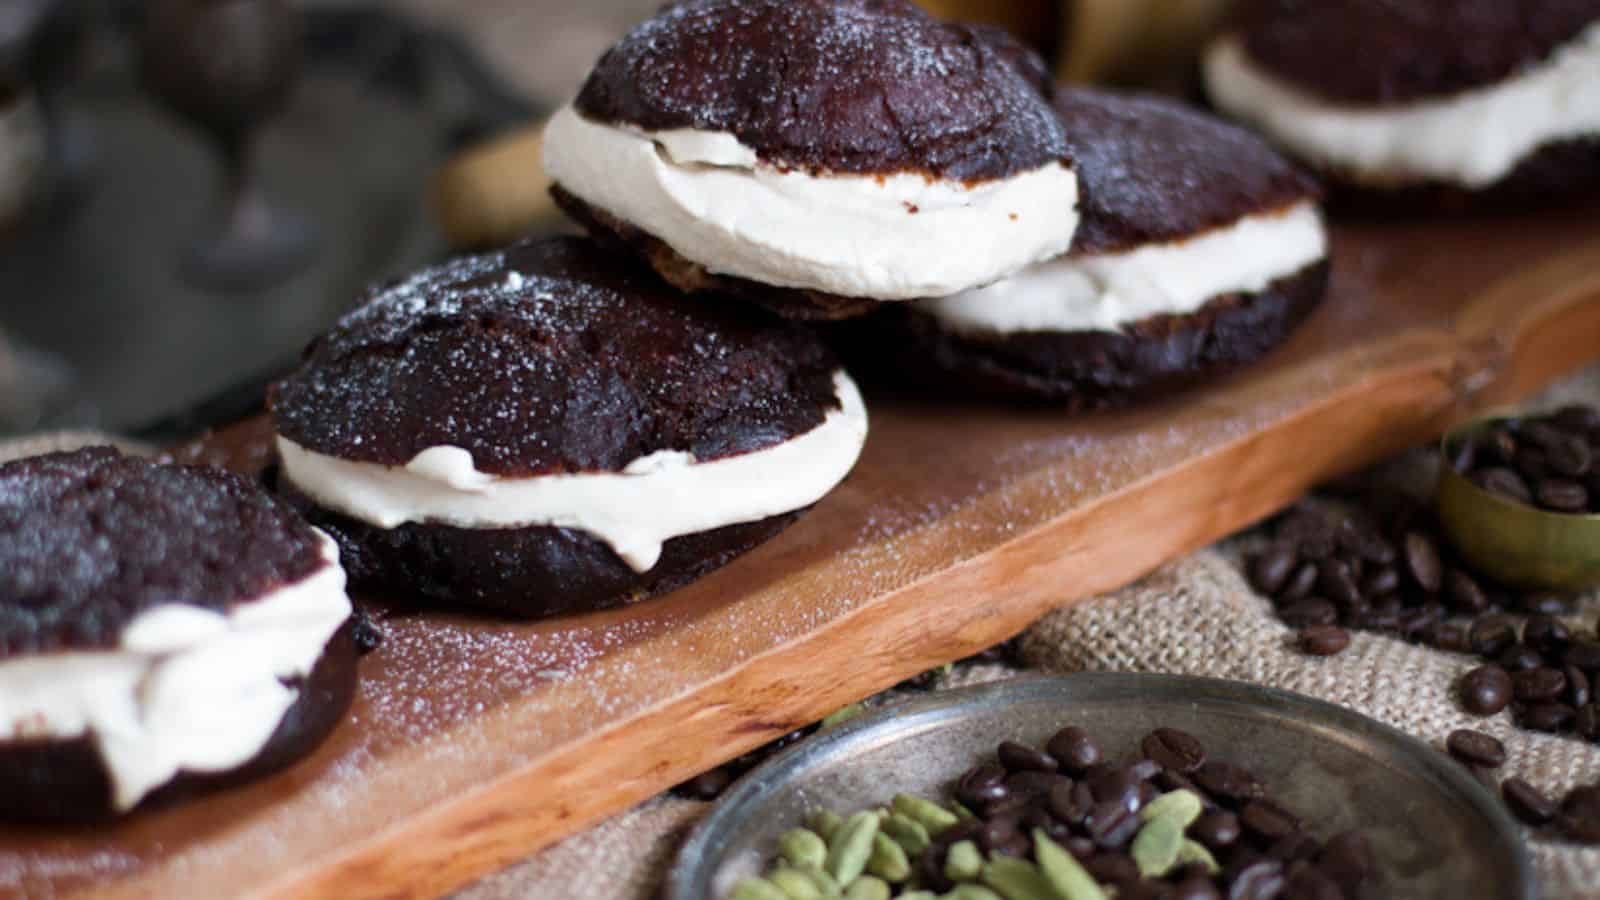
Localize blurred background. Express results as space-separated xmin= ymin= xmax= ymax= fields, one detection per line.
xmin=0 ymin=0 xmax=1231 ymax=440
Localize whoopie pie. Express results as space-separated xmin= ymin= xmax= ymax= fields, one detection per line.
xmin=0 ymin=447 xmax=356 ymax=822
xmin=1204 ymin=0 xmax=1600 ymax=205
xmin=542 ymin=0 xmax=1080 ymax=320
xmin=839 ymin=87 xmax=1329 ymax=407
xmin=270 ymin=237 xmax=868 ymax=619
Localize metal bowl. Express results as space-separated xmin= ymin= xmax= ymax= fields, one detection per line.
xmin=1438 ymin=415 xmax=1600 ymax=591
xmin=667 ymin=674 xmax=1533 ymax=900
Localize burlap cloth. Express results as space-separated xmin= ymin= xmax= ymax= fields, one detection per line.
xmin=7 ymin=368 xmax=1600 ymax=899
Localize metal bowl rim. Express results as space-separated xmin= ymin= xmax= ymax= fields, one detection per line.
xmin=666 ymin=672 xmax=1535 ymax=900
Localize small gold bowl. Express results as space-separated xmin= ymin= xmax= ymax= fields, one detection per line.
xmin=1437 ymin=415 xmax=1600 ymax=591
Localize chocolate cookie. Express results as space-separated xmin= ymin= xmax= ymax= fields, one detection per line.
xmin=0 ymin=447 xmax=357 ymax=822
xmin=543 ymin=0 xmax=1080 ymax=318
xmin=270 ymin=237 xmax=868 ymax=618
xmin=838 ymin=88 xmax=1328 ymax=406
xmin=1205 ymin=0 xmax=1600 ymax=200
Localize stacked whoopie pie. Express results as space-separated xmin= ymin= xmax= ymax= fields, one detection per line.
xmin=1205 ymin=0 xmax=1600 ymax=206
xmin=543 ymin=0 xmax=1331 ymax=407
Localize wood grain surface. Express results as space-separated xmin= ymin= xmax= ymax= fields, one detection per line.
xmin=4 ymin=213 xmax=1600 ymax=900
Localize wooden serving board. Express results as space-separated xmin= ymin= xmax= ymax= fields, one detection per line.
xmin=6 ymin=213 xmax=1600 ymax=900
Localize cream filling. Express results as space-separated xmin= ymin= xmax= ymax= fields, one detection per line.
xmin=915 ymin=200 xmax=1326 ymax=336
xmin=0 ymin=533 xmax=351 ymax=811
xmin=542 ymin=104 xmax=1080 ymax=300
xmin=1203 ymin=24 xmax=1600 ymax=188
xmin=276 ymin=371 xmax=869 ymax=572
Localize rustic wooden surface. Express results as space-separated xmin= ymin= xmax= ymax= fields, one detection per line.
xmin=4 ymin=212 xmax=1600 ymax=900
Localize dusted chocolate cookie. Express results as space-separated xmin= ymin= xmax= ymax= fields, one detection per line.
xmin=0 ymin=447 xmax=356 ymax=822
xmin=270 ymin=237 xmax=868 ymax=617
xmin=543 ymin=0 xmax=1079 ymax=318
xmin=1205 ymin=0 xmax=1600 ymax=199
xmin=843 ymin=88 xmax=1328 ymax=406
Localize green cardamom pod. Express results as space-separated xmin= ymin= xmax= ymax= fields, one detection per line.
xmin=945 ymin=885 xmax=1005 ymax=900
xmin=1032 ymin=829 xmax=1109 ymax=900
xmin=768 ymin=867 xmax=826 ymax=900
xmin=1131 ymin=817 xmax=1184 ymax=880
xmin=843 ymin=875 xmax=890 ymax=900
xmin=730 ymin=877 xmax=790 ymax=900
xmin=808 ymin=810 xmax=844 ymax=842
xmin=882 ymin=813 xmax=932 ymax=857
xmin=980 ymin=855 xmax=1057 ymax=900
xmin=897 ymin=892 xmax=939 ymax=900
xmin=944 ymin=839 xmax=984 ymax=882
xmin=795 ymin=865 xmax=842 ymax=896
xmin=826 ymin=811 xmax=880 ymax=886
xmin=820 ymin=704 xmax=865 ymax=730
xmin=866 ymin=832 xmax=911 ymax=882
xmin=891 ymin=793 xmax=960 ymax=836
xmin=1177 ymin=838 xmax=1221 ymax=875
xmin=1138 ymin=789 xmax=1203 ymax=827
xmin=780 ymin=828 xmax=829 ymax=870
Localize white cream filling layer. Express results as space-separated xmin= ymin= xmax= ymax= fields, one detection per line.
xmin=0 ymin=533 xmax=351 ymax=811
xmin=542 ymin=104 xmax=1080 ymax=300
xmin=915 ymin=200 xmax=1326 ymax=336
xmin=1203 ymin=24 xmax=1600 ymax=188
xmin=276 ymin=371 xmax=869 ymax=572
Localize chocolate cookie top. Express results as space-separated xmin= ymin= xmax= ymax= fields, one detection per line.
xmin=270 ymin=237 xmax=843 ymax=476
xmin=0 ymin=447 xmax=327 ymax=659
xmin=1231 ymin=0 xmax=1600 ymax=105
xmin=1056 ymin=88 xmax=1319 ymax=256
xmin=572 ymin=0 xmax=1070 ymax=182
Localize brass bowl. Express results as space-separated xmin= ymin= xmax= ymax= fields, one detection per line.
xmin=1437 ymin=414 xmax=1600 ymax=591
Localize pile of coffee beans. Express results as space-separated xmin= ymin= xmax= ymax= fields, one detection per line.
xmin=735 ymin=726 xmax=1377 ymax=900
xmin=1443 ymin=727 xmax=1600 ymax=846
xmin=1450 ymin=406 xmax=1600 ymax=514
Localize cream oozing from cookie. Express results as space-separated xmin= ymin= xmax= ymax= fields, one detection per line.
xmin=276 ymin=371 xmax=869 ymax=572
xmin=1203 ymin=24 xmax=1600 ymax=188
xmin=542 ymin=104 xmax=1080 ymax=300
xmin=915 ymin=200 xmax=1326 ymax=336
xmin=0 ymin=533 xmax=351 ymax=811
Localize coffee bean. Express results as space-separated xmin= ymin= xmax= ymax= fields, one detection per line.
xmin=1518 ymin=701 xmax=1575 ymax=732
xmin=1048 ymin=779 xmax=1094 ymax=826
xmin=1442 ymin=568 xmax=1488 ymax=613
xmin=1485 ymin=428 xmax=1519 ymax=463
xmin=1141 ymin=727 xmax=1206 ymax=774
xmin=1249 ymin=547 xmax=1299 ymax=596
xmin=1125 ymin=757 xmax=1162 ymax=782
xmin=677 ymin=767 xmax=732 ymax=800
xmin=1552 ymin=405 xmax=1600 ymax=432
xmin=1004 ymin=770 xmax=1066 ymax=800
xmin=1064 ymin=835 xmax=1096 ymax=859
xmin=1317 ymin=831 xmax=1377 ymax=887
xmin=1516 ymin=446 xmax=1551 ymax=480
xmin=1278 ymin=598 xmax=1339 ymax=628
xmin=1172 ymin=876 xmax=1224 ymax=900
xmin=1299 ymin=624 xmax=1351 ymax=656
xmin=1358 ymin=566 xmax=1399 ymax=599
xmin=1284 ymin=865 xmax=1342 ymax=900
xmin=1498 ymin=644 xmax=1545 ymax=673
xmin=1469 ymin=615 xmax=1518 ymax=658
xmin=1566 ymin=641 xmax=1600 ymax=670
xmin=1567 ymin=665 xmax=1592 ymax=708
xmin=1047 ymin=726 xmax=1101 ymax=774
xmin=1089 ymin=766 xmax=1143 ymax=814
xmin=1402 ymin=531 xmax=1443 ymax=593
xmin=1084 ymin=852 xmax=1139 ymax=885
xmin=1280 ymin=562 xmax=1319 ymax=602
xmin=1474 ymin=467 xmax=1533 ymax=504
xmin=1315 ymin=559 xmax=1361 ymax=608
xmin=1561 ymin=786 xmax=1600 ymax=844
xmin=1194 ymin=761 xmax=1266 ymax=805
xmin=1545 ymin=435 xmax=1592 ymax=477
xmin=1537 ymin=478 xmax=1589 ymax=512
xmin=1226 ymin=857 xmax=1286 ymax=900
xmin=1267 ymin=832 xmax=1320 ymax=862
xmin=1085 ymin=800 xmax=1140 ymax=848
xmin=1240 ymin=799 xmax=1301 ymax=842
xmin=1577 ymin=703 xmax=1600 ymax=741
xmin=1523 ymin=420 xmax=1570 ymax=451
xmin=1524 ymin=615 xmax=1571 ymax=654
xmin=1192 ymin=810 xmax=1242 ymax=849
xmin=957 ymin=764 xmax=1009 ymax=808
xmin=1459 ymin=664 xmax=1513 ymax=715
xmin=1446 ymin=729 xmax=1507 ymax=768
xmin=1398 ymin=605 xmax=1442 ymax=642
xmin=1450 ymin=438 xmax=1477 ymax=473
xmin=979 ymin=816 xmax=1018 ymax=852
xmin=1430 ymin=624 xmax=1470 ymax=654
xmin=997 ymin=740 xmax=1058 ymax=773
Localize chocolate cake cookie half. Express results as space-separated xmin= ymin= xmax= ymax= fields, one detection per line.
xmin=270 ymin=237 xmax=868 ymax=618
xmin=0 ymin=447 xmax=356 ymax=823
xmin=1204 ymin=0 xmax=1600 ymax=205
xmin=542 ymin=0 xmax=1079 ymax=320
xmin=844 ymin=87 xmax=1329 ymax=407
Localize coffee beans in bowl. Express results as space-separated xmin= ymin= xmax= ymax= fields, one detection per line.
xmin=1438 ymin=406 xmax=1600 ymax=591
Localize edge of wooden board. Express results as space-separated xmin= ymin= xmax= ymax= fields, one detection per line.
xmin=222 ymin=240 xmax=1600 ymax=900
